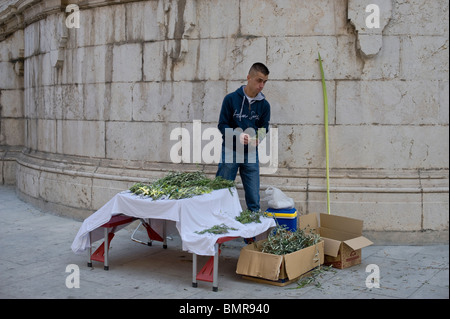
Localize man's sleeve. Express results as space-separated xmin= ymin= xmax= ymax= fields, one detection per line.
xmin=258 ymin=101 xmax=271 ymax=139
xmin=218 ymin=95 xmax=233 ymax=136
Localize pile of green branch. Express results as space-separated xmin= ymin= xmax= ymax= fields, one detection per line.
xmin=235 ymin=209 xmax=268 ymax=224
xmin=195 ymin=223 xmax=237 ymax=235
xmin=129 ymin=171 xmax=235 ymax=200
xmin=289 ymin=265 xmax=336 ymax=289
xmin=259 ymin=226 xmax=321 ymax=255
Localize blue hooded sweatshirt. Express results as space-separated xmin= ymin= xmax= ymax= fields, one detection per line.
xmin=218 ymin=85 xmax=270 ymax=152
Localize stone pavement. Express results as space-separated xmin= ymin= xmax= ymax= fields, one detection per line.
xmin=0 ymin=185 xmax=448 ymax=300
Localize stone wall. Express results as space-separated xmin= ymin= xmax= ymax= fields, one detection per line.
xmin=0 ymin=0 xmax=448 ymax=244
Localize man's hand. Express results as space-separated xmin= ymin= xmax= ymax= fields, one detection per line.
xmin=240 ymin=133 xmax=250 ymax=145
xmin=240 ymin=133 xmax=259 ymax=146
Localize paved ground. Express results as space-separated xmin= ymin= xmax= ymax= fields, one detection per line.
xmin=1 ymin=185 xmax=448 ymax=301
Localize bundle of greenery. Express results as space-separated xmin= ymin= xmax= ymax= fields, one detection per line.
xmin=129 ymin=171 xmax=235 ymax=200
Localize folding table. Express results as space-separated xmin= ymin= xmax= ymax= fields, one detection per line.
xmin=72 ymin=188 xmax=275 ymax=291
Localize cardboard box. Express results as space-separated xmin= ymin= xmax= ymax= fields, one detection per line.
xmin=299 ymin=213 xmax=373 ymax=269
xmin=236 ymin=238 xmax=324 ymax=286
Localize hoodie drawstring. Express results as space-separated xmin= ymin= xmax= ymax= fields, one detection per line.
xmin=239 ymin=86 xmax=265 ymax=122
xmin=239 ymin=95 xmax=245 ymax=121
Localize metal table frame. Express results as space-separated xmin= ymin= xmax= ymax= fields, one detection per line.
xmin=86 ymin=216 xmax=235 ymax=291
xmin=87 ymin=216 xmax=167 ymax=270
xmin=191 ymin=236 xmax=238 ymax=292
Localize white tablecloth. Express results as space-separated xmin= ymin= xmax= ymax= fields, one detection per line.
xmin=71 ymin=188 xmax=275 ymax=256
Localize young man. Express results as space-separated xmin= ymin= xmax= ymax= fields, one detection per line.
xmin=216 ymin=62 xmax=270 ymax=212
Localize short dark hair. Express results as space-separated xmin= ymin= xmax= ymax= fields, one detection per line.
xmin=249 ymin=62 xmax=269 ymax=76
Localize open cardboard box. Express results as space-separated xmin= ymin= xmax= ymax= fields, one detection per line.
xmin=236 ymin=213 xmax=325 ymax=286
xmin=300 ymin=213 xmax=373 ymax=269
xmin=236 ymin=239 xmax=324 ymax=286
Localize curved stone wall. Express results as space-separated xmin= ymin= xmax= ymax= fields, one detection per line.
xmin=0 ymin=0 xmax=448 ymax=243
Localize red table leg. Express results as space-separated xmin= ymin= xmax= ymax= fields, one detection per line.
xmin=193 ymin=236 xmax=238 ymax=291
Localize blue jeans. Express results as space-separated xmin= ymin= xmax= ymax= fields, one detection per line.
xmin=216 ymin=149 xmax=260 ymax=212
